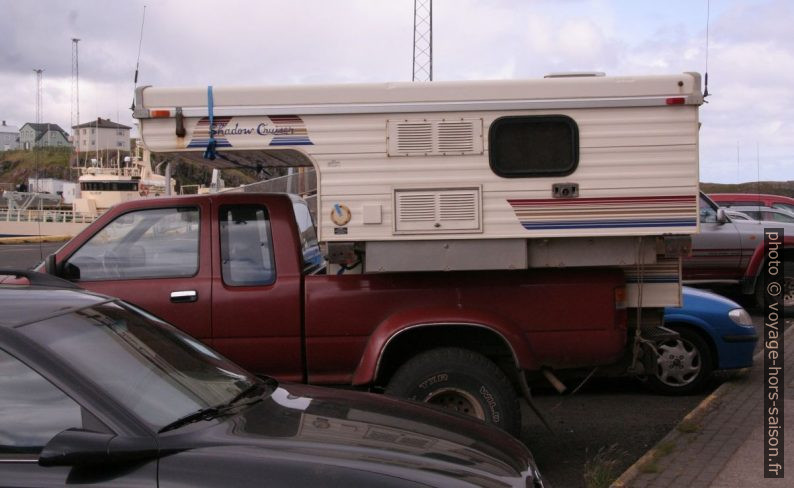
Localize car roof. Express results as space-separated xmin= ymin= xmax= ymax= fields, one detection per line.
xmin=709 ymin=193 xmax=794 ymax=204
xmin=0 ymin=284 xmax=110 ymax=328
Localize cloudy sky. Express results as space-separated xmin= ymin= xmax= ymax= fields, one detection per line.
xmin=1 ymin=0 xmax=791 ymax=183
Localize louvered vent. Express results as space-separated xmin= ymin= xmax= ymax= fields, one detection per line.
xmin=396 ymin=122 xmax=433 ymax=153
xmin=394 ymin=188 xmax=482 ymax=233
xmin=387 ymin=119 xmax=483 ymax=156
xmin=438 ymin=122 xmax=475 ymax=152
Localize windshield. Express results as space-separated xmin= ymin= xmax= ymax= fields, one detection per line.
xmin=20 ymin=300 xmax=262 ymax=431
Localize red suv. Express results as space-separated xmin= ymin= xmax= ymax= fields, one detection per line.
xmin=709 ymin=193 xmax=794 ymax=214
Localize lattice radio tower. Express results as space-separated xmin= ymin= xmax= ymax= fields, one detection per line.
xmin=412 ymin=0 xmax=432 ymax=81
xmin=33 ymin=69 xmax=43 ymax=124
xmin=71 ymin=39 xmax=81 ymax=129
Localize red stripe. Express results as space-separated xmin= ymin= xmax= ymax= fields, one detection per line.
xmin=508 ymin=195 xmax=696 ymax=206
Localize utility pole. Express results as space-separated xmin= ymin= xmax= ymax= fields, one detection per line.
xmin=71 ymin=38 xmax=81 ymax=168
xmin=32 ymin=68 xmax=44 ymax=192
xmin=71 ymin=39 xmax=81 ymax=130
xmin=33 ymin=69 xmax=43 ymax=125
xmin=412 ymin=0 xmax=432 ymax=81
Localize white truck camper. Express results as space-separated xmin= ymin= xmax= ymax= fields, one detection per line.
xmin=133 ymin=72 xmax=703 ymax=311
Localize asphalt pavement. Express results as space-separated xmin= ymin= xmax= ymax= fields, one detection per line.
xmin=0 ymin=242 xmax=63 ymax=270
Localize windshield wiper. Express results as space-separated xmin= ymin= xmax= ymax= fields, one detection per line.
xmin=157 ymin=380 xmax=273 ymax=434
xmin=158 ymin=406 xmax=226 ymax=434
xmin=224 ymin=381 xmax=269 ymax=408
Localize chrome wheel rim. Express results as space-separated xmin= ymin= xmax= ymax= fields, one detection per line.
xmin=424 ymin=387 xmax=486 ymax=420
xmin=783 ymin=276 xmax=794 ymax=308
xmin=655 ymin=338 xmax=701 ymax=387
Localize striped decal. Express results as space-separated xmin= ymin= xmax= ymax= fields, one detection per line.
xmin=508 ymin=195 xmax=697 ymax=231
xmin=186 ymin=115 xmax=314 ymax=148
xmin=269 ymin=115 xmax=313 ymax=146
xmin=187 ymin=116 xmax=233 ymax=148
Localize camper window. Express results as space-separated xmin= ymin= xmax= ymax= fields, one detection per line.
xmin=488 ymin=115 xmax=578 ymax=178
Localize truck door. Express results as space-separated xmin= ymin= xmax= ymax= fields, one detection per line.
xmin=60 ymin=202 xmax=212 ymax=341
xmin=210 ymin=202 xmax=304 ymax=382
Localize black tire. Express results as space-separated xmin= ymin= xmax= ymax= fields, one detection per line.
xmin=753 ymin=260 xmax=793 ymax=316
xmin=385 ymin=347 xmax=521 ymax=436
xmin=646 ymin=326 xmax=713 ymax=395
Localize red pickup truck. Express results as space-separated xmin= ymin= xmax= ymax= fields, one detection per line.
xmin=44 ymin=192 xmax=627 ymax=435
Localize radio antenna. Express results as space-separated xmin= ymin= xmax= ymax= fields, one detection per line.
xmin=131 ymin=5 xmax=147 ymax=110
xmin=703 ymin=0 xmax=711 ymax=99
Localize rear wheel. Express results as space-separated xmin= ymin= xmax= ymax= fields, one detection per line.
xmin=754 ymin=260 xmax=794 ymax=316
xmin=647 ymin=325 xmax=713 ymax=395
xmin=385 ymin=347 xmax=521 ymax=436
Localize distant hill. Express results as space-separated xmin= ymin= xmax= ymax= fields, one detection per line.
xmin=700 ymin=181 xmax=794 ymax=198
xmin=0 ymin=148 xmax=74 ymax=190
xmin=0 ymin=148 xmax=259 ymax=191
xmin=4 ymin=150 xmax=790 ymax=197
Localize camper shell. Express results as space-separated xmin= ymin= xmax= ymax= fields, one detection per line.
xmin=134 ymin=73 xmax=703 ymax=308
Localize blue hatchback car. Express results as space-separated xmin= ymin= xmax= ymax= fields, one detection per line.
xmin=650 ymin=287 xmax=758 ymax=394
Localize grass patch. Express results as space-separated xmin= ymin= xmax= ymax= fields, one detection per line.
xmin=638 ymin=441 xmax=676 ymax=474
xmin=677 ymin=420 xmax=701 ymax=433
xmin=583 ymin=444 xmax=626 ymax=488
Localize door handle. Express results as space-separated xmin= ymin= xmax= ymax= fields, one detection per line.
xmin=170 ymin=290 xmax=197 ymax=303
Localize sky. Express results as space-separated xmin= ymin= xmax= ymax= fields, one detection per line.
xmin=1 ymin=0 xmax=791 ymax=183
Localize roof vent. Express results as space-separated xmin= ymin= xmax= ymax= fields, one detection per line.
xmin=544 ymin=72 xmax=606 ymax=78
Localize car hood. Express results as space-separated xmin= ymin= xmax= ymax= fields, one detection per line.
xmin=670 ymin=286 xmax=742 ymax=313
xmin=158 ymin=382 xmax=539 ymax=487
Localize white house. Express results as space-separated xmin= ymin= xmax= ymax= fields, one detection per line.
xmin=0 ymin=121 xmax=20 ymax=150
xmin=72 ymin=118 xmax=131 ymax=154
xmin=19 ymin=123 xmax=70 ymax=149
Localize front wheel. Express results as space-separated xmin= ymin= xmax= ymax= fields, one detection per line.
xmin=646 ymin=326 xmax=713 ymax=395
xmin=385 ymin=347 xmax=521 ymax=436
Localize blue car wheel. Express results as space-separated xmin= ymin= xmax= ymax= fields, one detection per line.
xmin=647 ymin=325 xmax=714 ymax=395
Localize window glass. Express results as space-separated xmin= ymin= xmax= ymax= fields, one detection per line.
xmin=220 ymin=205 xmax=275 ymax=286
xmin=66 ymin=207 xmax=199 ymax=280
xmin=772 ymin=202 xmax=794 ymax=214
xmin=0 ymin=349 xmax=83 ymax=454
xmin=699 ymin=196 xmax=718 ymax=223
xmin=489 ymin=115 xmax=579 ymax=178
xmin=770 ymin=211 xmax=794 ymax=223
xmin=291 ymin=200 xmax=324 ymax=273
xmin=21 ymin=302 xmax=258 ymax=431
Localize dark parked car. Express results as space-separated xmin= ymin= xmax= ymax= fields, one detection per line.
xmin=0 ymin=271 xmax=544 ymax=488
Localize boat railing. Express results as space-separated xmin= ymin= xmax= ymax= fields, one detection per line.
xmin=0 ymin=208 xmax=98 ymax=224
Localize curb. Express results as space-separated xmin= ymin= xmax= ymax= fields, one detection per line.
xmin=0 ymin=235 xmax=72 ymax=245
xmin=611 ymin=323 xmax=791 ymax=487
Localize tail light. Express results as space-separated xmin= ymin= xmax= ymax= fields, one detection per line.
xmin=614 ymin=286 xmax=627 ymax=310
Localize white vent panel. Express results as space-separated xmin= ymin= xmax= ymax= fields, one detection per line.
xmin=388 ymin=119 xmax=483 ymax=156
xmin=394 ymin=188 xmax=481 ymax=233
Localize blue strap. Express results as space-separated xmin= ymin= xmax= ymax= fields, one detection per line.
xmin=203 ymin=85 xmax=217 ymax=160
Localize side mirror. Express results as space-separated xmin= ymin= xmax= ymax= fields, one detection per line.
xmin=60 ymin=262 xmax=81 ymax=280
xmin=44 ymin=254 xmax=57 ymax=275
xmin=716 ymin=208 xmax=729 ymax=224
xmin=39 ymin=429 xmax=157 ymax=467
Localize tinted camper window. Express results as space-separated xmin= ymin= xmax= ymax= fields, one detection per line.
xmin=489 ymin=115 xmax=579 ymax=178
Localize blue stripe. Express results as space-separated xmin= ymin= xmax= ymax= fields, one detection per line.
xmin=520 ymin=219 xmax=696 ymax=230
xmin=188 ymin=139 xmax=232 ymax=148
xmin=270 ymin=140 xmax=313 ymax=146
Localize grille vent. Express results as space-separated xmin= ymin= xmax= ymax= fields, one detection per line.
xmin=388 ymin=119 xmax=483 ymax=156
xmin=394 ymin=188 xmax=481 ymax=233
